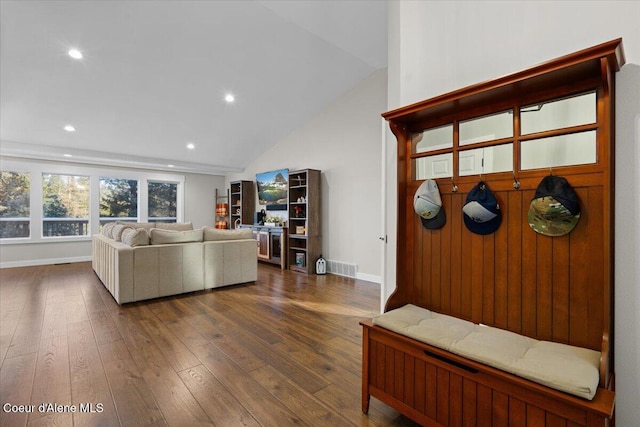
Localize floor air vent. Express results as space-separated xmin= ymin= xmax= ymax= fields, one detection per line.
xmin=327 ymin=260 xmax=358 ymax=278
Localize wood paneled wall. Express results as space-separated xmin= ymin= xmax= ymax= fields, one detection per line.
xmin=390 ymin=178 xmax=606 ymax=352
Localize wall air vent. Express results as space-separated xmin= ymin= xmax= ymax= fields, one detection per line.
xmin=327 ymin=260 xmax=357 ymax=278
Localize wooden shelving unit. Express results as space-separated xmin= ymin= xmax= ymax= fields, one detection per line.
xmin=214 ymin=188 xmax=230 ymax=229
xmin=287 ymin=169 xmax=321 ymax=273
xmin=230 ymin=180 xmax=255 ymax=229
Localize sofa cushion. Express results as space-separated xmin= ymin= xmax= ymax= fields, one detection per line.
xmin=118 ymin=221 xmax=156 ymax=231
xmin=373 ymin=304 xmax=601 ymax=400
xmin=112 ymin=224 xmax=133 ymax=242
xmin=203 ymin=227 xmax=253 ymax=241
xmin=149 ymin=228 xmax=203 ymax=245
xmin=121 ymin=227 xmax=149 ymax=247
xmin=155 ymin=222 xmax=193 ymax=231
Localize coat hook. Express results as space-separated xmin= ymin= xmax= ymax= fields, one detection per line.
xmin=549 ymin=166 xmax=553 ymax=176
xmin=512 ymin=171 xmax=521 ymax=189
xmin=451 ymin=177 xmax=458 ymax=193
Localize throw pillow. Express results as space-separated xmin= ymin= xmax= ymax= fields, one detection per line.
xmin=121 ymin=228 xmax=149 ymax=247
xmin=149 ymin=228 xmax=203 ymax=245
xmin=203 ymin=227 xmax=253 ymax=241
xmin=112 ymin=224 xmax=133 ymax=242
xmin=102 ymin=222 xmax=116 ymax=239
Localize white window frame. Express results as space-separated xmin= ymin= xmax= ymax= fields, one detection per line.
xmin=0 ymin=159 xmax=185 ymax=245
xmin=41 ymin=172 xmax=91 ymax=239
xmin=0 ymin=169 xmax=32 ymax=241
xmin=147 ymin=179 xmax=180 ymax=223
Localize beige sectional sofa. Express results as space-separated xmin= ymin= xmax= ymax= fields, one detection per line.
xmin=92 ymin=222 xmax=258 ymax=304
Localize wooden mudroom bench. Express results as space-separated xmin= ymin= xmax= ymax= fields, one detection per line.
xmin=361 ymin=310 xmax=615 ymax=426
xmin=362 ymin=39 xmax=624 ymax=426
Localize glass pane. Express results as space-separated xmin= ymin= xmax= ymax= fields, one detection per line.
xmin=460 ymin=110 xmax=513 ymax=145
xmin=100 ymin=177 xmax=138 ymax=223
xmin=521 ymin=92 xmax=596 ymax=135
xmin=414 ymin=124 xmax=453 ymax=153
xmin=0 ymin=171 xmax=30 ymax=238
xmin=415 ymin=153 xmax=453 ymax=180
xmin=459 ymin=144 xmax=513 ymax=177
xmin=521 ymin=131 xmax=596 ymax=170
xmin=148 ymin=181 xmax=177 ymax=223
xmin=42 ymin=174 xmax=90 ymax=237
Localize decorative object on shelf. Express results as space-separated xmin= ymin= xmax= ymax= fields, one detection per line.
xmin=265 ymin=215 xmax=283 ymax=227
xmin=315 ymin=255 xmax=326 ymax=275
xmin=256 ymin=209 xmax=266 ymax=225
xmin=234 ymin=218 xmax=242 ymax=229
xmin=296 ymin=252 xmax=306 ymax=267
xmin=295 ymin=226 xmax=305 ymax=235
xmin=293 ymin=205 xmax=303 ymax=218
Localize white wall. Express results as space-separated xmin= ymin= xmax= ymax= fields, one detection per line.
xmin=0 ymin=156 xmax=225 ymax=267
xmin=183 ymin=172 xmax=226 ymax=229
xmin=386 ymin=1 xmax=640 ymax=424
xmin=227 ymin=68 xmax=387 ymax=283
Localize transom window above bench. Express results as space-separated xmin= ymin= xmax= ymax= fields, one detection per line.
xmin=412 ymin=90 xmax=598 ymax=180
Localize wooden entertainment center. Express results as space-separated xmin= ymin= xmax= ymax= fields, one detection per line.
xmin=236 ymin=169 xmax=321 ymax=273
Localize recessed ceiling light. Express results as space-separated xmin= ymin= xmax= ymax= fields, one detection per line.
xmin=64 ymin=125 xmax=76 ymax=132
xmin=68 ymin=48 xmax=83 ymax=59
xmin=63 ymin=154 xmax=73 ymax=158
xmin=186 ymin=143 xmax=195 ymax=150
xmin=224 ymin=93 xmax=235 ymax=103
xmin=168 ymin=164 xmax=175 ymax=168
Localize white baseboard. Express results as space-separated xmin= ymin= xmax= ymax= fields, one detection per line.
xmin=356 ymin=272 xmax=381 ymax=284
xmin=0 ymin=256 xmax=92 ymax=269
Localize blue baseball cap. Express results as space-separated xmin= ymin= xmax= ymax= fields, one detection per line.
xmin=463 ymin=181 xmax=501 ymax=235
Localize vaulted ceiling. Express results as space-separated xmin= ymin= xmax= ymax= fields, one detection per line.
xmin=0 ymin=1 xmax=387 ymax=175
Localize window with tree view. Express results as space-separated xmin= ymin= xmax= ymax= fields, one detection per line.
xmin=100 ymin=177 xmax=138 ymax=226
xmin=42 ymin=174 xmax=90 ymax=237
xmin=0 ymin=171 xmax=30 ymax=238
xmin=148 ymin=181 xmax=177 ymax=223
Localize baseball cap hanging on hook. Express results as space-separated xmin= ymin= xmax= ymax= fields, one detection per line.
xmin=462 ymin=181 xmax=502 ymax=235
xmin=528 ymin=175 xmax=581 ymax=236
xmin=413 ymin=180 xmax=446 ymax=230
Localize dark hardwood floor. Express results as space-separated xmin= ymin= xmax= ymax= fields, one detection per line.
xmin=0 ymin=262 xmax=418 ymax=427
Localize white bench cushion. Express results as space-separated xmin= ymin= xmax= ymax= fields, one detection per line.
xmin=373 ymin=304 xmax=600 ymax=400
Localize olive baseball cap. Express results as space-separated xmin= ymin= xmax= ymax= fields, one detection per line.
xmin=528 ymin=175 xmax=581 ymax=237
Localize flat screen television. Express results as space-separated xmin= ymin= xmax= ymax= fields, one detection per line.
xmin=256 ymin=169 xmax=288 ymax=211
